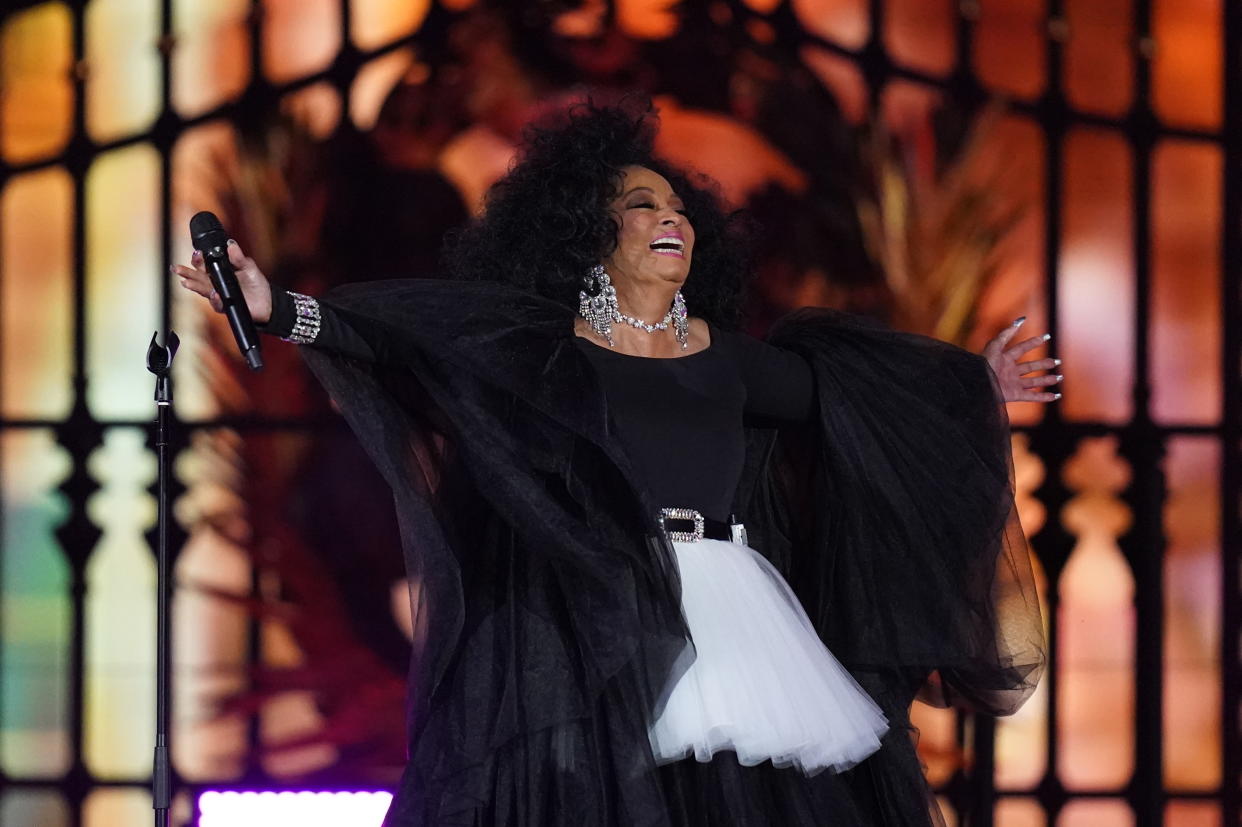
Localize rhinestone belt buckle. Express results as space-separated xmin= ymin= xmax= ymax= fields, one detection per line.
xmin=660 ymin=507 xmax=705 ymax=542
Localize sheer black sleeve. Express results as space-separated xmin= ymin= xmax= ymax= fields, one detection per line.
xmin=743 ymin=309 xmax=1045 ymax=720
xmin=286 ymin=279 xmax=695 ymax=825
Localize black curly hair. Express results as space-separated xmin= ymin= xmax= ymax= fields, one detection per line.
xmin=442 ymin=98 xmax=750 ymax=328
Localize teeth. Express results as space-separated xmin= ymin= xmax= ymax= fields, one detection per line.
xmin=651 ymin=237 xmax=684 ymax=251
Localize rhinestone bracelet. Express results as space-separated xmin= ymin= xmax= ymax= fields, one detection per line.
xmin=284 ymin=292 xmax=321 ymax=345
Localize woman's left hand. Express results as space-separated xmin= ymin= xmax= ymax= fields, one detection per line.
xmin=982 ymin=318 xmax=1063 ymax=404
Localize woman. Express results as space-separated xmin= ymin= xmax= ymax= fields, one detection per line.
xmin=175 ymin=101 xmax=1053 ymax=826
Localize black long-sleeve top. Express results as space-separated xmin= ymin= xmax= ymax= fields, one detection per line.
xmin=575 ymin=333 xmax=812 ymax=520
xmin=264 ymin=288 xmax=814 ymax=521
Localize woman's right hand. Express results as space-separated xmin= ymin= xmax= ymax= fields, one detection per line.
xmin=172 ymin=239 xmax=273 ymax=324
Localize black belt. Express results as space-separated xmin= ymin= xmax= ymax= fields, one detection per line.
xmin=658 ymin=508 xmax=747 ymax=544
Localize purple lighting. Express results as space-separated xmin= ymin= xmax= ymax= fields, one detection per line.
xmin=198 ymin=790 xmax=393 ymax=825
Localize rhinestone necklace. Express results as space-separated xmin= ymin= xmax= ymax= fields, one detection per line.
xmin=613 ymin=292 xmax=689 ymax=349
xmin=614 ymin=306 xmax=674 ymax=333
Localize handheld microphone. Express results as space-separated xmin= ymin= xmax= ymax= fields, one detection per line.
xmin=189 ymin=211 xmax=263 ymax=371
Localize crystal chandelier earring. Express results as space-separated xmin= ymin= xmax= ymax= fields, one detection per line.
xmin=579 ymin=263 xmax=619 ymax=346
xmin=671 ymin=289 xmax=689 ymax=350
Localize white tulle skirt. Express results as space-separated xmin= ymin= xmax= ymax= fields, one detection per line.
xmin=649 ymin=538 xmax=888 ymax=775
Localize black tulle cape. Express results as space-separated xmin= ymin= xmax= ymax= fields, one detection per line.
xmin=298 ymin=280 xmax=1044 ymax=827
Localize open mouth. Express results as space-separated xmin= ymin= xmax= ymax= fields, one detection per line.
xmin=650 ymin=235 xmax=686 ymax=257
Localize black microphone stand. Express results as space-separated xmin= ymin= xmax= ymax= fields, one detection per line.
xmin=146 ymin=330 xmax=179 ymax=827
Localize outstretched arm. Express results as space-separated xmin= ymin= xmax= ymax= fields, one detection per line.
xmin=173 ymin=239 xmax=380 ymax=362
xmin=982 ymin=317 xmax=1063 ymax=404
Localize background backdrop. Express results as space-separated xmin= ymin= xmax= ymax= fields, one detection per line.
xmin=0 ymin=0 xmax=1235 ymax=825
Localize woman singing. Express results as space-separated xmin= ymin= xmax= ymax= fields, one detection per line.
xmin=175 ymin=100 xmax=1053 ymax=827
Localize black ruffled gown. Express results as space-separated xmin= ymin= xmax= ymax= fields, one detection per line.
xmin=261 ymin=279 xmax=1045 ymax=827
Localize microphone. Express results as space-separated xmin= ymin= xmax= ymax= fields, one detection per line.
xmin=189 ymin=211 xmax=263 ymax=371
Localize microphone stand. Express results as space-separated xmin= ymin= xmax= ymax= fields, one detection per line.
xmin=146 ymin=330 xmax=179 ymax=827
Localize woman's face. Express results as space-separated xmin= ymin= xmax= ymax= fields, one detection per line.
xmin=601 ymin=165 xmax=695 ymax=293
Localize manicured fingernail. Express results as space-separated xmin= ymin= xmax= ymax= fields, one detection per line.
xmin=226 ymin=238 xmax=237 ymax=246
xmin=1042 ymin=333 xmax=1052 ymax=341
xmin=1053 ymin=358 xmax=1062 ymax=366
xmin=1056 ymin=374 xmax=1064 ymax=381
xmin=1013 ymin=316 xmax=1026 ymax=326
xmin=1054 ymin=393 xmax=1062 ymax=400
xmin=191 ymin=249 xmax=201 ymax=260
